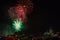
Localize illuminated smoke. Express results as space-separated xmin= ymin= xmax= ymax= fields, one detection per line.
xmin=8 ymin=0 xmax=33 ymax=23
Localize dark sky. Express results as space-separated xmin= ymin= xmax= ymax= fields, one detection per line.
xmin=0 ymin=0 xmax=56 ymax=34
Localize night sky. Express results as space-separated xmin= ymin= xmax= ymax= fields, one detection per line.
xmin=0 ymin=0 xmax=56 ymax=34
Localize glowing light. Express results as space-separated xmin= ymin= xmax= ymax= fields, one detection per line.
xmin=8 ymin=0 xmax=33 ymax=23
xmin=12 ymin=19 xmax=23 ymax=32
xmin=7 ymin=0 xmax=33 ymax=33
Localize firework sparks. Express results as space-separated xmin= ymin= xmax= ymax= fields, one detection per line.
xmin=8 ymin=0 xmax=33 ymax=22
xmin=8 ymin=0 xmax=33 ymax=32
xmin=12 ymin=19 xmax=23 ymax=32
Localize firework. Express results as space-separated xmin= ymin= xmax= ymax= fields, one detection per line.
xmin=8 ymin=0 xmax=33 ymax=22
xmin=12 ymin=19 xmax=23 ymax=32
xmin=7 ymin=0 xmax=33 ymax=33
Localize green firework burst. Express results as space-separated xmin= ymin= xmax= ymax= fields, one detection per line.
xmin=12 ymin=19 xmax=24 ymax=32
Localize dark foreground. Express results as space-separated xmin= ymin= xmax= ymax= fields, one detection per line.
xmin=0 ymin=32 xmax=60 ymax=40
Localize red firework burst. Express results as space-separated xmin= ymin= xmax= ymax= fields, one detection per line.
xmin=8 ymin=0 xmax=33 ymax=22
